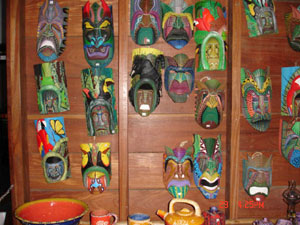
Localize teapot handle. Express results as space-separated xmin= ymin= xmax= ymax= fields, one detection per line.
xmin=169 ymin=199 xmax=201 ymax=216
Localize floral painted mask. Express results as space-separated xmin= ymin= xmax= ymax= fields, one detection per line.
xmin=82 ymin=0 xmax=114 ymax=68
xmin=130 ymin=0 xmax=161 ymax=46
xmin=164 ymin=54 xmax=195 ymax=103
xmin=242 ymin=152 xmax=272 ymax=202
xmin=241 ymin=68 xmax=272 ymax=132
xmin=129 ymin=48 xmax=164 ymax=117
xmin=37 ymin=0 xmax=68 ymax=62
xmin=195 ymin=77 xmax=224 ymax=129
xmin=80 ymin=142 xmax=111 ymax=194
xmin=285 ymin=5 xmax=300 ymax=52
xmin=34 ymin=117 xmax=70 ymax=183
xmin=193 ymin=134 xmax=222 ymax=199
xmin=161 ymin=0 xmax=194 ymax=49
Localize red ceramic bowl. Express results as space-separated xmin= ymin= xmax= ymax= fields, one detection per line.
xmin=15 ymin=198 xmax=89 ymax=225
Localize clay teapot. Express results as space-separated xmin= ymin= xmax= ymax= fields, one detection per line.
xmin=157 ymin=198 xmax=205 ymax=225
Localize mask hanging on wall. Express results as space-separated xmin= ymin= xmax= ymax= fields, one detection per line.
xmin=284 ymin=5 xmax=300 ymax=52
xmin=241 ymin=68 xmax=272 ymax=132
xmin=161 ymin=0 xmax=194 ymax=49
xmin=82 ymin=0 xmax=114 ymax=68
xmin=130 ymin=0 xmax=161 ymax=46
xmin=37 ymin=0 xmax=68 ymax=62
xmin=34 ymin=117 xmax=70 ymax=183
xmin=195 ymin=77 xmax=224 ymax=129
xmin=193 ymin=134 xmax=222 ymax=199
xmin=163 ymin=143 xmax=193 ymax=198
xmin=164 ymin=54 xmax=195 ymax=103
xmin=80 ymin=142 xmax=111 ymax=194
xmin=128 ymin=48 xmax=165 ymax=117
xmin=242 ymin=152 xmax=272 ymax=202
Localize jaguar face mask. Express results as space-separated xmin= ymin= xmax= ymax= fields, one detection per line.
xmin=80 ymin=142 xmax=111 ymax=194
xmin=130 ymin=0 xmax=161 ymax=46
xmin=193 ymin=134 xmax=222 ymax=199
xmin=37 ymin=0 xmax=68 ymax=62
xmin=129 ymin=48 xmax=164 ymax=117
xmin=242 ymin=152 xmax=272 ymax=202
xmin=195 ymin=77 xmax=224 ymax=129
xmin=82 ymin=0 xmax=114 ymax=68
xmin=241 ymin=68 xmax=272 ymax=132
xmin=285 ymin=5 xmax=300 ymax=52
xmin=34 ymin=117 xmax=70 ymax=183
xmin=163 ymin=144 xmax=193 ymax=199
xmin=164 ymin=54 xmax=195 ymax=103
xmin=161 ymin=0 xmax=194 ymax=49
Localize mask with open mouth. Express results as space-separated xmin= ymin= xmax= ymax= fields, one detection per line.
xmin=193 ymin=134 xmax=222 ymax=199
xmin=242 ymin=152 xmax=272 ymax=202
xmin=285 ymin=5 xmax=300 ymax=52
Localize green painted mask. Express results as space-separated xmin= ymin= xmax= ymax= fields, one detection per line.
xmin=285 ymin=5 xmax=300 ymax=52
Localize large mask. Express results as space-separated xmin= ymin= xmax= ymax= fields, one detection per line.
xmin=285 ymin=5 xmax=300 ymax=52
xmin=163 ymin=143 xmax=193 ymax=199
xmin=242 ymin=152 xmax=272 ymax=202
xmin=82 ymin=0 xmax=114 ymax=68
xmin=37 ymin=0 xmax=68 ymax=62
xmin=34 ymin=117 xmax=70 ymax=183
xmin=164 ymin=54 xmax=195 ymax=103
xmin=80 ymin=142 xmax=111 ymax=194
xmin=161 ymin=0 xmax=194 ymax=49
xmin=130 ymin=0 xmax=161 ymax=46
xmin=241 ymin=68 xmax=272 ymax=132
xmin=242 ymin=0 xmax=278 ymax=37
xmin=34 ymin=61 xmax=70 ymax=114
xmin=193 ymin=134 xmax=222 ymax=199
xmin=129 ymin=48 xmax=164 ymax=117
xmin=81 ymin=67 xmax=118 ymax=136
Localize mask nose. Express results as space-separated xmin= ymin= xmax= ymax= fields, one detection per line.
xmin=91 ymin=36 xmax=104 ymax=48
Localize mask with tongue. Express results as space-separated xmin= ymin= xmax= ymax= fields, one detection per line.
xmin=193 ymin=134 xmax=222 ymax=199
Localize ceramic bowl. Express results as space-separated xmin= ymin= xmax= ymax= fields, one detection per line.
xmin=15 ymin=198 xmax=89 ymax=225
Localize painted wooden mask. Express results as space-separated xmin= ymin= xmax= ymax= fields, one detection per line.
xmin=82 ymin=0 xmax=114 ymax=68
xmin=242 ymin=152 xmax=272 ymax=202
xmin=34 ymin=61 xmax=70 ymax=114
xmin=130 ymin=0 xmax=161 ymax=46
xmin=81 ymin=67 xmax=118 ymax=136
xmin=164 ymin=54 xmax=195 ymax=103
xmin=37 ymin=0 xmax=68 ymax=62
xmin=241 ymin=68 xmax=272 ymax=132
xmin=285 ymin=5 xmax=300 ymax=52
xmin=195 ymin=77 xmax=224 ymax=129
xmin=80 ymin=142 xmax=111 ymax=194
xmin=163 ymin=144 xmax=193 ymax=198
xmin=34 ymin=117 xmax=70 ymax=183
xmin=129 ymin=48 xmax=164 ymax=117
xmin=161 ymin=0 xmax=194 ymax=49
xmin=193 ymin=134 xmax=222 ymax=199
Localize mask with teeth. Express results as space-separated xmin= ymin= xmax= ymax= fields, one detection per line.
xmin=193 ymin=134 xmax=222 ymax=199
xmin=130 ymin=0 xmax=161 ymax=46
xmin=285 ymin=5 xmax=300 ymax=52
xmin=129 ymin=48 xmax=164 ymax=117
xmin=37 ymin=0 xmax=68 ymax=62
xmin=241 ymin=68 xmax=272 ymax=132
xmin=242 ymin=152 xmax=272 ymax=202
xmin=80 ymin=142 xmax=111 ymax=194
xmin=34 ymin=117 xmax=70 ymax=183
xmin=82 ymin=0 xmax=114 ymax=68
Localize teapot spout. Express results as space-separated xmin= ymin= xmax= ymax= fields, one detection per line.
xmin=156 ymin=210 xmax=167 ymax=220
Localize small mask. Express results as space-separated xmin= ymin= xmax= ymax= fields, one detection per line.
xmin=130 ymin=0 xmax=161 ymax=46
xmin=80 ymin=142 xmax=111 ymax=194
xmin=37 ymin=0 xmax=68 ymax=62
xmin=242 ymin=152 xmax=272 ymax=202
xmin=164 ymin=54 xmax=195 ymax=103
xmin=195 ymin=77 xmax=224 ymax=129
xmin=193 ymin=134 xmax=222 ymax=199
xmin=34 ymin=117 xmax=70 ymax=183
xmin=285 ymin=6 xmax=300 ymax=52
xmin=202 ymin=206 xmax=225 ymax=225
xmin=163 ymin=143 xmax=193 ymax=198
xmin=81 ymin=67 xmax=118 ymax=136
xmin=242 ymin=0 xmax=278 ymax=37
xmin=129 ymin=48 xmax=165 ymax=117
xmin=241 ymin=68 xmax=272 ymax=132
xmin=82 ymin=0 xmax=114 ymax=68
xmin=34 ymin=61 xmax=70 ymax=114
xmin=161 ymin=0 xmax=194 ymax=49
